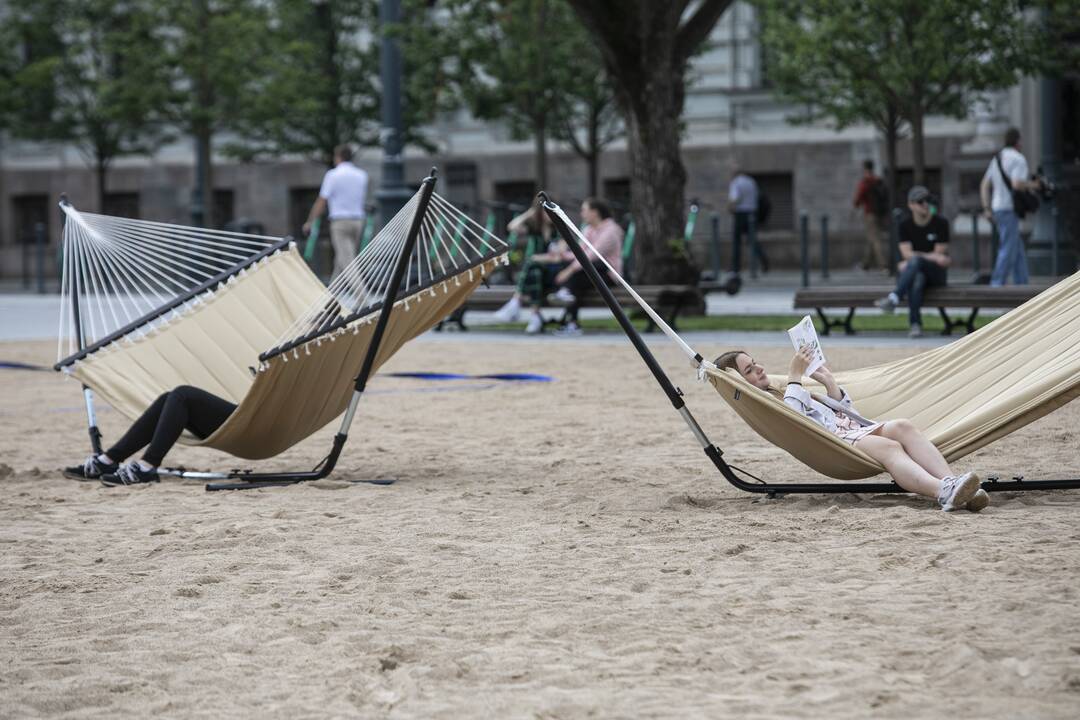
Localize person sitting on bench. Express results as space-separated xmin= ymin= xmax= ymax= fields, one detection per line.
xmin=874 ymin=185 xmax=950 ymax=338
xmin=550 ymin=197 xmax=624 ymax=337
xmin=492 ymin=202 xmax=569 ymax=334
xmin=713 ymin=347 xmax=988 ymax=512
xmin=64 ymin=386 xmax=236 ymax=487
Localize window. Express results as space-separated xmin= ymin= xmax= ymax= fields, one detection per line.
xmin=12 ymin=194 xmax=49 ymax=245
xmin=752 ymin=172 xmax=794 ymax=230
xmin=289 ymin=188 xmax=324 ymax=238
xmin=102 ymin=192 xmax=139 ymax=219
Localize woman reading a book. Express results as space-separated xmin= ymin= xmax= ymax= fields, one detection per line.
xmin=713 ymin=347 xmax=988 ymax=512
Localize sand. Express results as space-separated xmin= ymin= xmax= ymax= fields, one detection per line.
xmin=1 ymin=335 xmax=1079 ymax=719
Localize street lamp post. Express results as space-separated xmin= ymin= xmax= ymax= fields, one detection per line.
xmin=376 ymin=0 xmax=413 ymax=225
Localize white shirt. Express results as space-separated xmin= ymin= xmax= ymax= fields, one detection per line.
xmin=783 ymin=383 xmax=875 ymax=432
xmin=982 ymin=147 xmax=1029 ymax=212
xmin=319 ymin=161 xmax=369 ymax=220
xmin=728 ymin=174 xmax=758 ymax=213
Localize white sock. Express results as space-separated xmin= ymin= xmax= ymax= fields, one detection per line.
xmin=888 ymin=292 xmax=899 ymax=304
xmin=136 ymin=459 xmax=155 ymax=471
xmin=98 ymin=453 xmax=114 ymax=464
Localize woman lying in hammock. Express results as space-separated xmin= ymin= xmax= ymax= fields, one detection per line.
xmin=714 ymin=347 xmax=988 ymax=512
xmin=64 ymin=386 xmax=234 ymax=487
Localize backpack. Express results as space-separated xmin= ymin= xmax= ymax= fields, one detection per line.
xmin=756 ymin=192 xmax=772 ymax=227
xmin=869 ymin=178 xmax=890 ymax=217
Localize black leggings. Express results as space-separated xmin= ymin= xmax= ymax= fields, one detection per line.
xmin=106 ymin=386 xmax=236 ymax=467
xmin=559 ymin=260 xmax=612 ymax=323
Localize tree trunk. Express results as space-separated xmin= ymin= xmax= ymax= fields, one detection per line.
xmin=910 ymin=107 xmax=925 ymax=187
xmin=196 ymin=125 xmax=214 ymax=227
xmin=95 ymin=157 xmax=109 ymax=213
xmin=587 ymin=105 xmax=599 ymax=197
xmin=622 ymin=60 xmax=694 ymax=283
xmin=883 ymin=111 xmax=900 ymax=211
xmin=534 ymin=120 xmax=548 ymax=192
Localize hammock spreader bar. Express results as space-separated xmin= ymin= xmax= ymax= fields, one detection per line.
xmin=539 ymin=192 xmax=1080 ymax=497
xmin=203 ymin=170 xmax=441 ymax=491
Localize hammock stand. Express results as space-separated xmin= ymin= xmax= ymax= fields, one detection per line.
xmin=539 ymin=193 xmax=1080 ymax=497
xmin=56 ymin=170 xmax=472 ymax=491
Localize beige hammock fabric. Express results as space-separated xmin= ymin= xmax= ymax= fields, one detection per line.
xmin=67 ymin=246 xmax=495 ymax=459
xmin=705 ymin=269 xmax=1080 ymax=480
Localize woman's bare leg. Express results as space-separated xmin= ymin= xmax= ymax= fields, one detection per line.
xmin=856 ymin=434 xmax=943 ymax=498
xmin=878 ymin=419 xmax=951 ymax=479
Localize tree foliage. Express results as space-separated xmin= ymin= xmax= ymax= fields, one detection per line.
xmin=757 ymin=0 xmax=1075 ymax=185
xmin=4 ymin=0 xmax=173 ymax=210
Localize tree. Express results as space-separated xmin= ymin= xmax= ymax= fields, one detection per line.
xmin=6 ymin=0 xmax=172 ymax=212
xmin=758 ymin=0 xmax=1072 ymax=187
xmin=153 ymin=0 xmax=271 ymax=225
xmin=224 ymin=0 xmax=380 ymax=168
xmin=565 ymin=0 xmax=732 ymax=284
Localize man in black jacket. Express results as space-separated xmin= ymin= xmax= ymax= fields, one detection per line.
xmin=874 ymin=186 xmax=950 ymax=338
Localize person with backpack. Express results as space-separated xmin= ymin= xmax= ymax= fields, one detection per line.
xmin=852 ymin=160 xmax=889 ymax=272
xmin=727 ymin=163 xmax=769 ymax=275
xmin=980 ymin=127 xmax=1044 ymax=286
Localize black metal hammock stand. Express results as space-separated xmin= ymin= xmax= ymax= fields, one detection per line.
xmin=538 ymin=192 xmax=1080 ymax=497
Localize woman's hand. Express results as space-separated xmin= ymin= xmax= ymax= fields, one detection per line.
xmin=788 ymin=346 xmax=813 ymax=382
xmin=810 ymin=364 xmax=843 ymax=400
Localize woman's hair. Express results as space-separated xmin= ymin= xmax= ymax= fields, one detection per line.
xmin=713 ymin=350 xmax=746 ymax=372
xmin=583 ymin=197 xmax=612 ymax=220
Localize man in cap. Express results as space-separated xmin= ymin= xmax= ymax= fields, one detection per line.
xmin=874 ymin=186 xmax=950 ymax=338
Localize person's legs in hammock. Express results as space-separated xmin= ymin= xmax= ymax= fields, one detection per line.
xmin=100 ymin=386 xmax=236 ymax=486
xmin=64 ymin=392 xmax=170 ymax=479
xmin=856 ymin=432 xmax=983 ymax=511
xmin=877 ymin=419 xmax=951 ymax=478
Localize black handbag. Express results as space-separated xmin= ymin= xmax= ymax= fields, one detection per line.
xmin=996 ymin=152 xmax=1040 ymax=218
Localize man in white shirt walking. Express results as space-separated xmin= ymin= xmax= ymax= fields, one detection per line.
xmin=303 ymin=144 xmax=369 ymax=278
xmin=980 ymin=127 xmax=1042 ymax=286
xmin=727 ymin=164 xmax=768 ymax=275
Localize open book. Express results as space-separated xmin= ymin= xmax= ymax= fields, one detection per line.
xmin=787 ymin=315 xmax=826 ymax=376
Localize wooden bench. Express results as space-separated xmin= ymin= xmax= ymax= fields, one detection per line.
xmin=793 ymin=284 xmax=1048 ymax=335
xmin=437 ymin=283 xmax=705 ymax=332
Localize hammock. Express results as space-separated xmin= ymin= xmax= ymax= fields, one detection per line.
xmin=56 ymin=171 xmax=507 ymax=486
xmin=538 ymin=193 xmax=1080 ymax=494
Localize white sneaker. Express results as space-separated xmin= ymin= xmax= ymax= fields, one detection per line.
xmin=552 ymin=287 xmax=576 ymax=304
xmin=525 ymin=313 xmax=543 ymax=334
xmin=965 ymin=489 xmax=990 ymax=513
xmin=908 ymin=323 xmax=923 ymax=338
xmin=938 ymin=472 xmax=981 ymax=512
xmin=553 ymin=322 xmax=582 ymax=337
xmin=874 ymin=293 xmax=898 ymax=314
xmin=492 ymin=296 xmax=521 ymax=322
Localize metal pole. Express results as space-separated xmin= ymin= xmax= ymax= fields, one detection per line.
xmin=710 ymin=212 xmax=721 ymax=280
xmin=376 ymin=0 xmax=412 ymax=224
xmin=970 ymin=212 xmax=980 ymax=282
xmin=819 ymin=214 xmax=829 ymax=280
xmin=799 ymin=211 xmax=809 ymax=288
xmin=34 ymin=221 xmax=45 ymax=294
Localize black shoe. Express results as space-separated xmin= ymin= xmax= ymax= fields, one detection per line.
xmin=101 ymin=462 xmax=160 ymax=487
xmin=64 ymin=455 xmax=119 ymax=481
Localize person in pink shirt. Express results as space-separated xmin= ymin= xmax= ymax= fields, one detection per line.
xmin=552 ymin=197 xmax=624 ymax=336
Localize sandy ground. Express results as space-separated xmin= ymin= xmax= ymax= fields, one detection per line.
xmin=1 ymin=334 xmax=1079 ymax=719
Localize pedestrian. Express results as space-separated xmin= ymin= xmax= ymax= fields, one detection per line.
xmin=727 ymin=163 xmax=768 ymax=275
xmin=852 ymin=159 xmax=887 ymax=271
xmin=874 ymin=186 xmax=950 ymax=338
xmin=303 ymin=144 xmax=370 ymax=279
xmin=980 ymin=127 xmax=1042 ymax=286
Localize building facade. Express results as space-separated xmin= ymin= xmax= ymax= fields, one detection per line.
xmin=2 ymin=2 xmax=1076 ymax=282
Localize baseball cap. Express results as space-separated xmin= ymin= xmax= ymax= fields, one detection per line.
xmin=907 ymin=186 xmax=931 ymax=203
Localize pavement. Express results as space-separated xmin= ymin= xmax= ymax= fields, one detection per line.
xmin=0 ymin=269 xmax=999 ymax=348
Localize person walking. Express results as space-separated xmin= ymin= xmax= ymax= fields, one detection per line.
xmin=303 ymin=144 xmax=369 ymax=279
xmin=727 ymin=164 xmax=768 ymax=275
xmin=980 ymin=127 xmax=1042 ymax=286
xmin=874 ymin=186 xmax=950 ymax=338
xmin=852 ymin=160 xmax=887 ymax=271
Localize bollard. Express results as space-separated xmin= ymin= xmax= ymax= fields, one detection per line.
xmin=709 ymin=212 xmax=722 ymax=280
xmin=800 ymin=212 xmax=810 ymax=288
xmin=970 ymin=212 xmax=980 ymax=281
xmin=35 ymin=222 xmax=46 ymax=294
xmin=819 ymin=214 xmax=829 ymax=280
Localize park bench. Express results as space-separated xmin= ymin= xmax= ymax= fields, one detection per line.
xmin=793 ymin=284 xmax=1048 ymax=336
xmin=437 ymin=283 xmax=704 ymax=332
